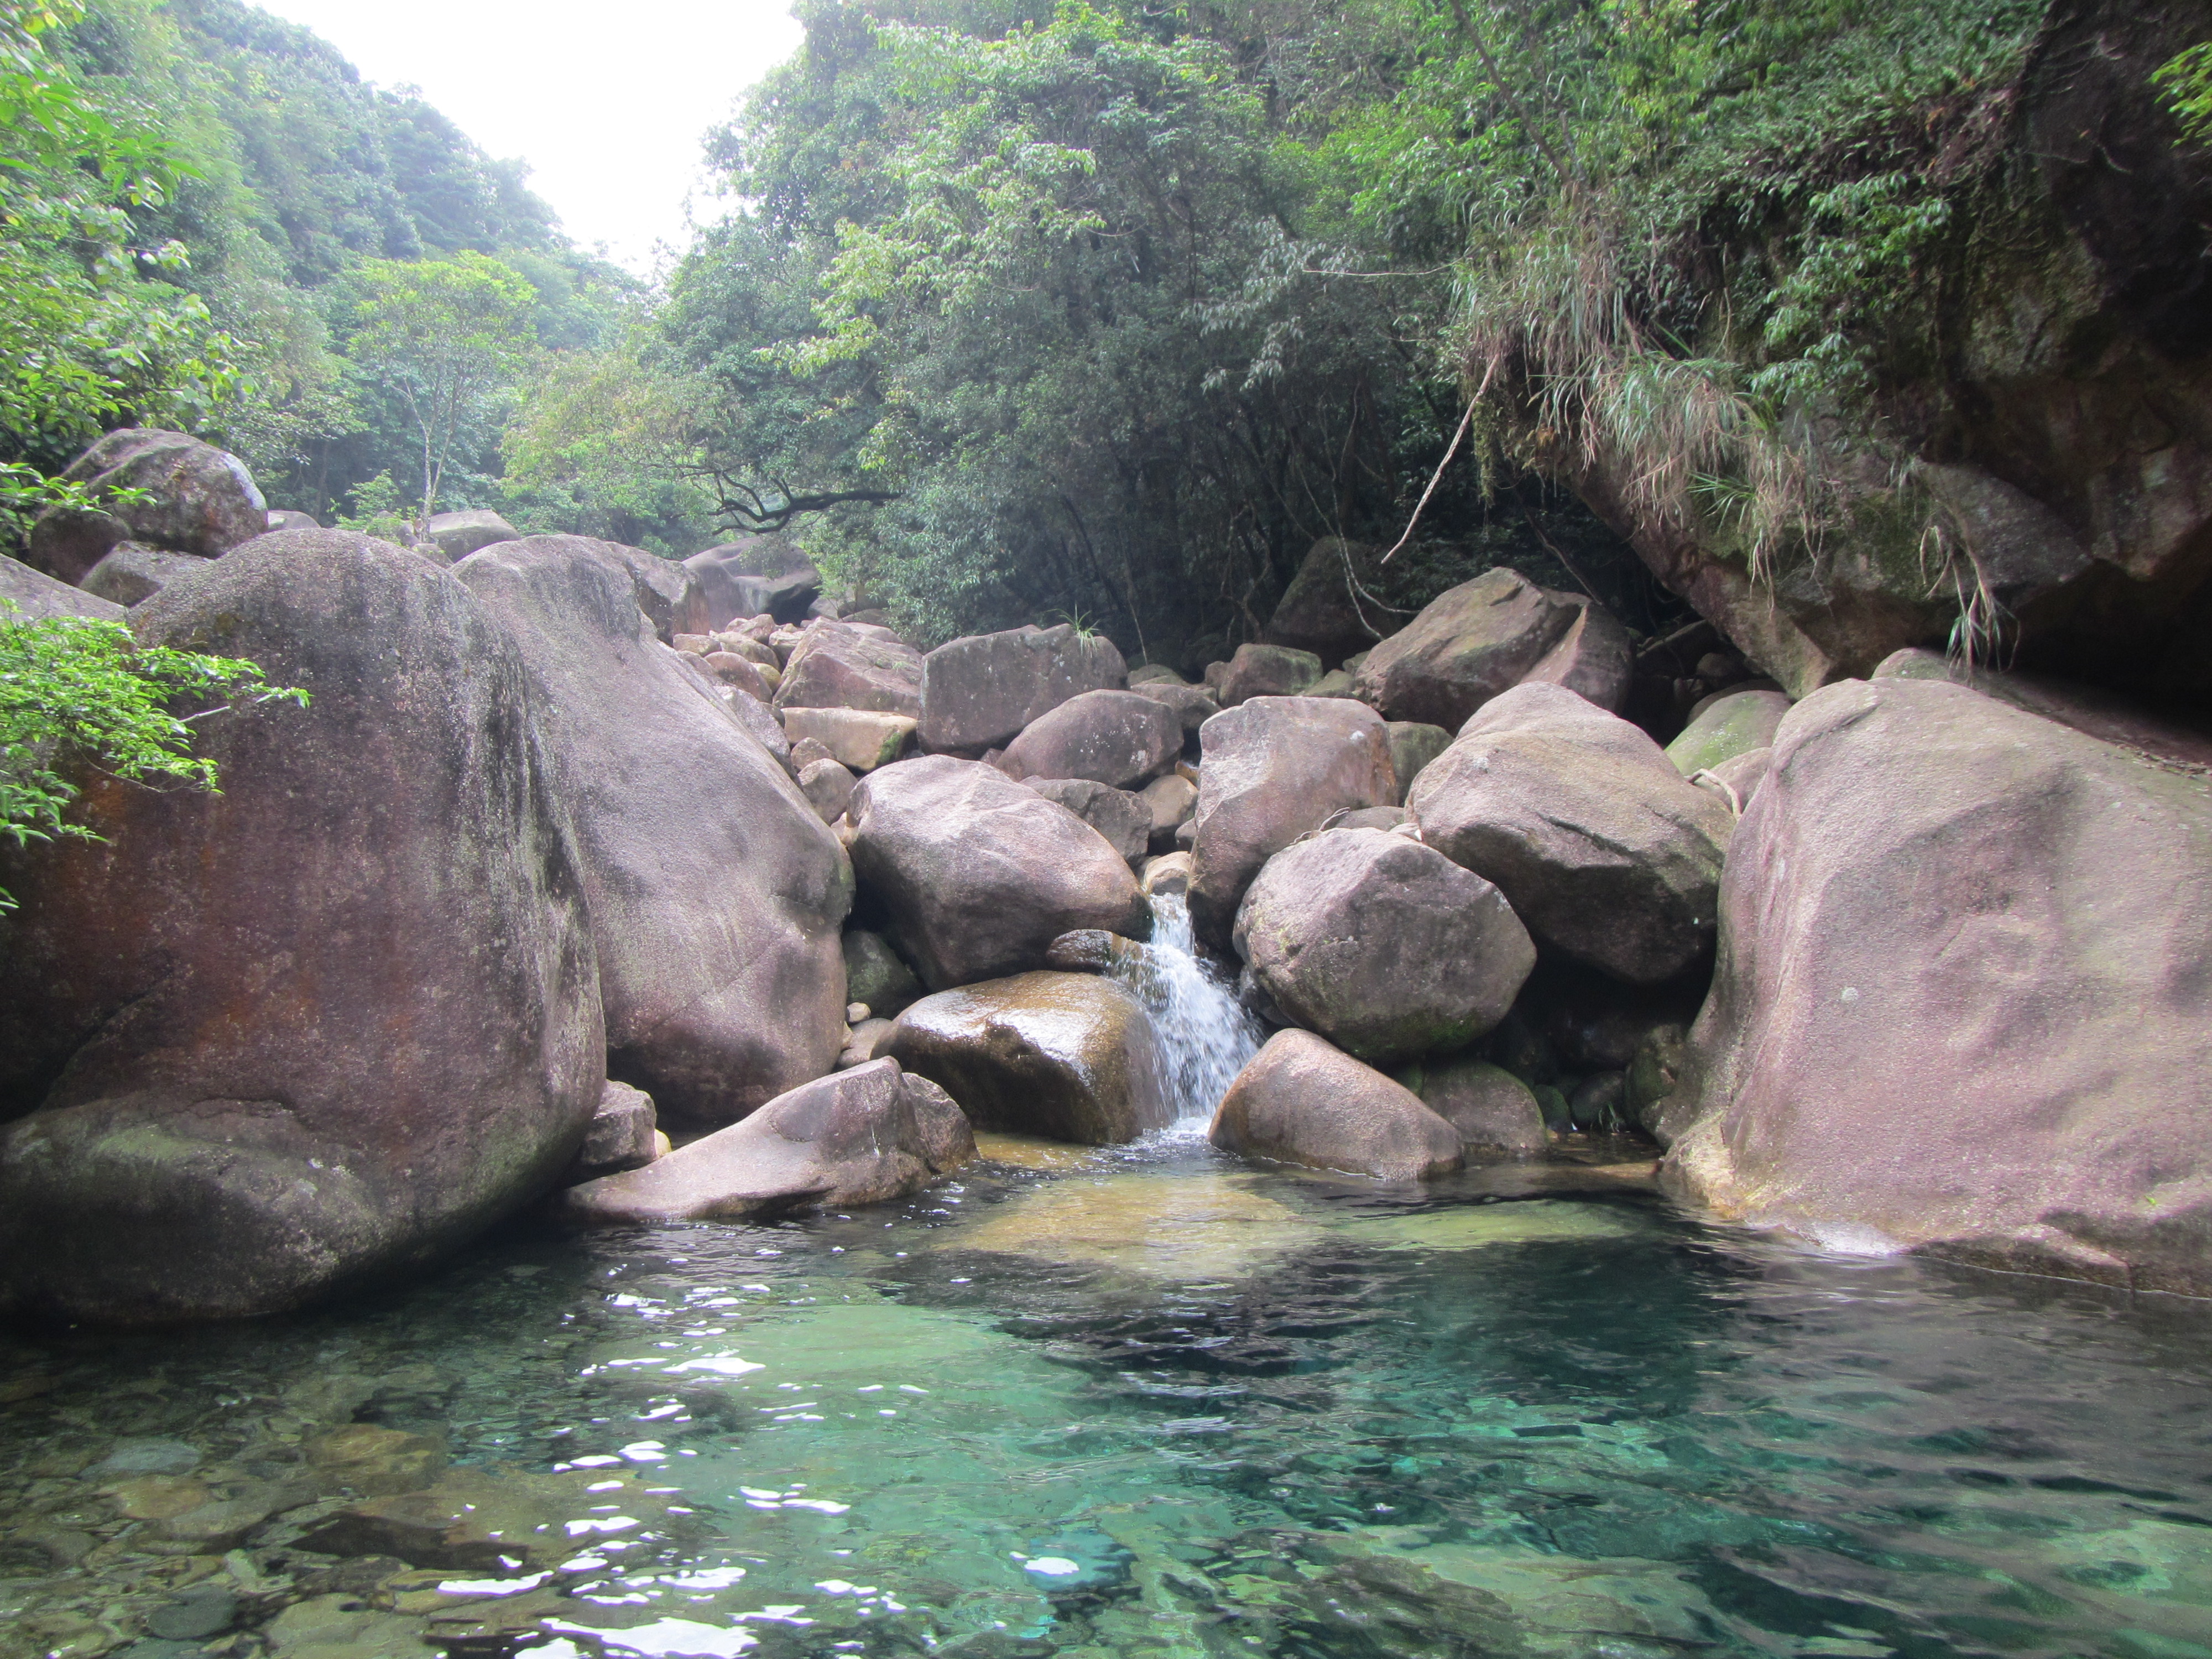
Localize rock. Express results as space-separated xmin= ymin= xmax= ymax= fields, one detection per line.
xmin=1042 ymin=928 xmax=1148 ymax=973
xmin=1665 ymin=688 xmax=1792 ymax=775
xmin=847 ymin=1000 xmax=870 ymax=1022
xmin=1693 ymin=744 xmax=1773 ymax=812
xmin=307 ymin=1425 xmax=447 ymax=1498
xmin=799 ymin=757 xmax=859 ymax=823
xmin=1137 ymin=773 xmax=1197 ymax=849
xmin=1399 ymin=1057 xmax=1548 ymax=1154
xmin=266 ymin=509 xmax=319 ymax=533
xmin=1351 ymin=568 xmax=1581 ymax=731
xmin=557 ymin=1059 xmax=972 ymax=1223
xmin=1124 ymin=679 xmax=1220 ymax=738
xmin=1140 ymin=851 xmax=1193 ymax=896
xmin=77 ymin=543 xmax=213 ymax=607
xmin=889 ymin=973 xmax=1171 ymax=1144
xmin=1663 ymin=675 xmax=2212 ymax=1295
xmin=842 ymin=929 xmax=923 ymax=1019
xmin=1570 ymin=1071 xmax=1628 ymax=1130
xmin=1234 ymin=828 xmax=1536 ymax=1063
xmin=602 ymin=543 xmax=712 ymax=641
xmin=849 ymin=755 xmax=1150 ymax=990
xmin=88 ymin=1439 xmax=202 ymax=1479
xmin=774 ymin=619 xmax=924 ymax=717
xmin=1520 ymin=594 xmax=1633 ymax=712
xmin=1127 ymin=662 xmax=1186 ymax=686
xmin=559 ymin=1081 xmax=660 ymax=1185
xmin=0 ymin=552 xmax=125 ymax=621
xmin=714 ymin=629 xmax=779 ymax=668
xmin=719 ymin=666 xmax=795 ymax=768
xmin=682 ymin=538 xmax=821 ymax=627
xmin=264 ymin=1594 xmax=434 ymax=1659
xmin=1021 ymin=776 xmax=1152 ymax=863
xmin=408 ymin=539 xmax=453 ymax=567
xmin=1217 ymin=642 xmax=1322 ymax=706
xmin=838 ymin=1017 xmax=895 ymax=1068
xmin=1306 ymin=668 xmax=1355 ymax=697
xmin=457 ymin=534 xmax=849 ymax=1128
xmin=917 ymin=623 xmax=1126 ymax=754
xmin=1209 ymin=1030 xmax=1463 ymax=1180
xmin=1187 ymin=695 xmax=1397 ymax=946
xmin=145 ymin=1586 xmax=238 ymax=1641
xmin=1625 ymin=1024 xmax=1691 ymax=1140
xmin=781 ymin=706 xmax=917 ymax=771
xmin=1258 ymin=536 xmax=1398 ymax=665
xmin=1408 ymin=682 xmax=1733 ymax=984
xmin=0 ymin=531 xmax=602 ymax=1323
xmin=420 ymin=509 xmax=518 ymax=562
xmin=1871 ymin=646 xmax=2212 ymax=773
xmin=28 ymin=429 xmax=266 ymax=580
xmin=300 ymin=1466 xmax=684 ymax=1570
xmin=998 ymin=688 xmax=1182 ymax=789
xmin=789 ymin=735 xmax=835 ymax=771
xmin=1332 ymin=805 xmax=1407 ymax=831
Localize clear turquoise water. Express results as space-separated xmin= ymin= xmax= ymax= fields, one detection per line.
xmin=3 ymin=1133 xmax=2209 ymax=1659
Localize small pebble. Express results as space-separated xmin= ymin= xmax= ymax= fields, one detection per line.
xmin=846 ymin=1001 xmax=871 ymax=1023
xmin=147 ymin=1586 xmax=237 ymax=1641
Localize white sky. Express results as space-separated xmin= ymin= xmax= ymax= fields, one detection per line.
xmin=255 ymin=0 xmax=808 ymax=272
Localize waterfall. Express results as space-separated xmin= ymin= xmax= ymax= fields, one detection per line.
xmin=1112 ymin=893 xmax=1265 ymax=1128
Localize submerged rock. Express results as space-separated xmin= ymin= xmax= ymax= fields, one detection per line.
xmin=917 ymin=623 xmax=1126 ymax=754
xmin=1210 ymin=1030 xmax=1463 ymax=1181
xmin=889 ymin=972 xmax=1171 ymax=1144
xmin=0 ymin=531 xmax=603 ymax=1323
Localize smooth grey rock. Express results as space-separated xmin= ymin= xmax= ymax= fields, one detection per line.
xmin=0 ymin=552 xmax=125 ymax=622
xmin=79 ymin=543 xmax=213 ymax=607
xmin=917 ymin=624 xmax=1126 ymax=754
xmin=1022 ymin=776 xmax=1152 ymax=863
xmin=561 ymin=1082 xmax=660 ymax=1185
xmin=799 ymin=757 xmax=860 ymax=824
xmin=421 ymin=509 xmax=519 ymax=562
xmin=774 ymin=619 xmax=923 ymax=717
xmin=1210 ymin=1030 xmax=1463 ymax=1180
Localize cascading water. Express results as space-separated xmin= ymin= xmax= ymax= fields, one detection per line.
xmin=1111 ymin=891 xmax=1264 ymax=1126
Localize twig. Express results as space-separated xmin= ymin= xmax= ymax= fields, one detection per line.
xmin=1380 ymin=359 xmax=1496 ymax=566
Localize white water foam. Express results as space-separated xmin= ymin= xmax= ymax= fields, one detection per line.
xmin=1111 ymin=893 xmax=1264 ymax=1129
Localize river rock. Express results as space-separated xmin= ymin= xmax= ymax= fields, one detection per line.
xmin=889 ymin=973 xmax=1171 ymax=1144
xmin=799 ymin=757 xmax=859 ymax=823
xmin=559 ymin=1082 xmax=660 ymax=1185
xmin=1128 ymin=662 xmax=1185 ymax=686
xmin=1022 ymin=777 xmax=1152 ymax=863
xmin=0 ymin=530 xmax=602 ymax=1322
xmin=1234 ymin=828 xmax=1536 ymax=1064
xmin=1138 ymin=773 xmax=1197 ymax=849
xmin=842 ymin=930 xmax=924 ymax=1020
xmin=1665 ymin=688 xmax=1792 ymax=776
xmin=1209 ymin=1030 xmax=1462 ymax=1180
xmin=683 ymin=537 xmax=822 ymax=626
xmin=1125 ymin=679 xmax=1220 ymax=738
xmin=781 ymin=706 xmax=916 ymax=771
xmin=0 ymin=552 xmax=124 ymax=621
xmin=1409 ymin=682 xmax=1732 ymax=984
xmin=703 ymin=648 xmax=773 ymax=701
xmin=1258 ymin=536 xmax=1399 ymax=665
xmin=421 ymin=509 xmax=518 ymax=562
xmin=1000 ymin=689 xmax=1182 ymax=790
xmin=1694 ymin=744 xmax=1773 ymax=812
xmin=300 ymin=1466 xmax=685 ymax=1570
xmin=1216 ymin=643 xmax=1323 ymax=706
xmin=600 ymin=543 xmax=712 ymax=641
xmin=27 ymin=429 xmax=267 ymax=582
xmin=265 ymin=508 xmax=318 ymax=532
xmin=918 ymin=623 xmax=1126 ymax=753
xmin=1351 ymin=568 xmax=1582 ymax=731
xmin=1140 ymin=851 xmax=1193 ymax=896
xmin=557 ymin=1060 xmax=972 ymax=1223
xmin=1520 ymin=594 xmax=1633 ymax=711
xmin=457 ymin=534 xmax=849 ymax=1126
xmin=1187 ymin=696 xmax=1397 ymax=947
xmin=849 ymin=755 xmax=1150 ymax=990
xmin=1662 ymin=675 xmax=2212 ymax=1295
xmin=775 ymin=619 xmax=924 ymax=717
xmin=1381 ymin=722 xmax=1451 ymax=797
xmin=1400 ymin=1057 xmax=1548 ymax=1154
xmin=79 ymin=544 xmax=214 ymax=607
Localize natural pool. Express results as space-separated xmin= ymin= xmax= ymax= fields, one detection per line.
xmin=2 ymin=1130 xmax=2209 ymax=1659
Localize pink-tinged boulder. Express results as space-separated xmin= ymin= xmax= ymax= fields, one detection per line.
xmin=1022 ymin=776 xmax=1152 ymax=863
xmin=1258 ymin=536 xmax=1396 ymax=666
xmin=1125 ymin=678 xmax=1219 ymax=739
xmin=27 ymin=429 xmax=267 ymax=582
xmin=601 ymin=544 xmax=712 ymax=641
xmin=1520 ymin=594 xmax=1632 ymax=712
xmin=774 ymin=619 xmax=923 ymax=717
xmin=1215 ymin=643 xmax=1322 ymax=706
xmin=683 ymin=536 xmax=821 ymax=627
xmin=1409 ymin=682 xmax=1732 ymax=984
xmin=1209 ymin=1031 xmax=1463 ymax=1181
xmin=0 ymin=530 xmax=603 ymax=1323
xmin=1351 ymin=568 xmax=1582 ymax=731
xmin=999 ymin=688 xmax=1181 ymax=789
xmin=0 ymin=552 xmax=124 ymax=622
xmin=917 ymin=623 xmax=1126 ymax=754
xmin=457 ymin=535 xmax=851 ymax=1128
xmin=1662 ymin=675 xmax=2212 ymax=1296
xmin=1187 ymin=696 xmax=1397 ymax=947
xmin=848 ymin=756 xmax=1150 ymax=990
xmin=557 ymin=1060 xmax=972 ymax=1223
xmin=559 ymin=1082 xmax=661 ymax=1185
xmin=1233 ymin=828 xmax=1535 ymax=1065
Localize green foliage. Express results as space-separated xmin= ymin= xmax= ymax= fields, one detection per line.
xmin=2155 ymin=41 xmax=2212 ymax=147
xmin=0 ymin=599 xmax=306 ymax=909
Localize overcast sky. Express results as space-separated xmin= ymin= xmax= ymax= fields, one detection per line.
xmin=257 ymin=0 xmax=807 ymax=272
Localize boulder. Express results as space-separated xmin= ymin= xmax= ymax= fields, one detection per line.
xmin=716 ymin=667 xmax=795 ymax=768
xmin=1187 ymin=696 xmax=1397 ymax=947
xmin=1258 ymin=536 xmax=1398 ymax=666
xmin=774 ymin=620 xmax=923 ymax=717
xmin=408 ymin=539 xmax=454 ymax=566
xmin=0 ymin=553 xmax=124 ymax=622
xmin=0 ymin=530 xmax=603 ymax=1323
xmin=1125 ymin=679 xmax=1220 ymax=738
xmin=1351 ymin=568 xmax=1581 ymax=731
xmin=848 ymin=755 xmax=1150 ymax=990
xmin=1520 ymin=595 xmax=1633 ymax=712
xmin=456 ymin=534 xmax=850 ymax=1128
xmin=1306 ymin=669 xmax=1355 ymax=698
xmin=27 ymin=429 xmax=267 ymax=581
xmin=560 ymin=1082 xmax=660 ymax=1185
xmin=79 ymin=544 xmax=214 ymax=607
xmin=842 ymin=929 xmax=923 ymax=1020
xmin=682 ymin=539 xmax=822 ymax=627
xmin=557 ymin=1060 xmax=971 ymax=1223
xmin=266 ymin=509 xmax=319 ymax=533
xmin=1140 ymin=851 xmax=1192 ymax=896
xmin=1665 ymin=688 xmax=1792 ymax=776
xmin=1233 ymin=828 xmax=1536 ymax=1065
xmin=780 ymin=707 xmax=915 ymax=771
xmin=839 ymin=1016 xmax=896 ymax=1068
xmin=703 ymin=650 xmax=774 ymax=702
xmin=1137 ymin=773 xmax=1197 ymax=849
xmin=1663 ymin=675 xmax=2212 ymax=1295
xmin=1399 ymin=1057 xmax=1548 ymax=1155
xmin=1021 ymin=776 xmax=1152 ymax=863
xmin=1127 ymin=663 xmax=1186 ymax=686
xmin=1694 ymin=745 xmax=1773 ymax=813
xmin=600 ymin=544 xmax=711 ymax=641
xmin=889 ymin=973 xmax=1171 ymax=1144
xmin=1332 ymin=805 xmax=1407 ymax=831
xmin=1209 ymin=1031 xmax=1462 ymax=1181
xmin=1385 ymin=722 xmax=1453 ymax=797
xmin=999 ymin=688 xmax=1181 ymax=790
xmin=1217 ymin=643 xmax=1323 ymax=706
xmin=420 ymin=509 xmax=519 ymax=563
xmin=798 ymin=757 xmax=859 ymax=824
xmin=917 ymin=623 xmax=1126 ymax=754
xmin=1408 ymin=682 xmax=1732 ymax=984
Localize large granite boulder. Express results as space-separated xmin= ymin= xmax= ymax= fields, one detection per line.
xmin=0 ymin=553 xmax=124 ymax=622
xmin=1398 ymin=1057 xmax=1548 ymax=1155
xmin=1187 ymin=696 xmax=1397 ymax=947
xmin=1215 ymin=643 xmax=1322 ymax=706
xmin=1021 ymin=776 xmax=1152 ymax=863
xmin=1124 ymin=678 xmax=1219 ymax=739
xmin=1408 ymin=682 xmax=1732 ymax=984
xmin=1519 ymin=594 xmax=1633 ymax=712
xmin=79 ymin=544 xmax=213 ymax=608
xmin=774 ymin=619 xmax=924 ymax=717
xmin=598 ymin=544 xmax=711 ymax=641
xmin=27 ymin=429 xmax=266 ymax=582
xmin=1259 ymin=536 xmax=1396 ymax=666
xmin=1666 ymin=688 xmax=1792 ymax=776
xmin=457 ymin=535 xmax=851 ymax=1127
xmin=917 ymin=623 xmax=1126 ymax=754
xmin=1351 ymin=568 xmax=1582 ymax=731
xmin=682 ymin=536 xmax=821 ymax=627
xmin=842 ymin=929 xmax=924 ymax=1020
xmin=780 ymin=707 xmax=915 ymax=771
xmin=1385 ymin=721 xmax=1453 ymax=797
xmin=1233 ymin=828 xmax=1535 ymax=1065
xmin=1662 ymin=675 xmax=2212 ymax=1295
xmin=421 ymin=509 xmax=519 ymax=563
xmin=0 ymin=530 xmax=603 ymax=1322
xmin=848 ymin=755 xmax=1150 ymax=990
xmin=557 ymin=1059 xmax=972 ymax=1223
xmin=888 ymin=973 xmax=1171 ymax=1144
xmin=560 ymin=1082 xmax=661 ymax=1185
xmin=999 ymin=689 xmax=1181 ymax=789
xmin=1209 ymin=1031 xmax=1462 ymax=1181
